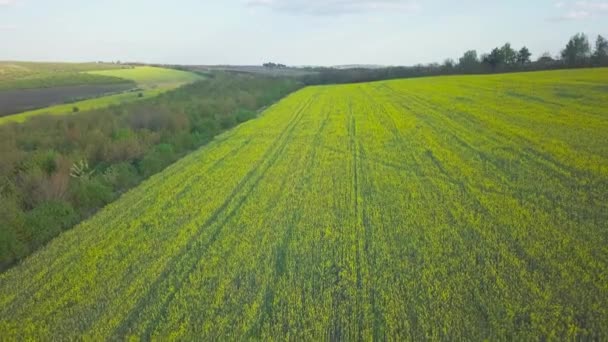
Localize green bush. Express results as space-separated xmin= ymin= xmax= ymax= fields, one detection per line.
xmin=24 ymin=201 xmax=78 ymax=248
xmin=103 ymin=162 xmax=139 ymax=190
xmin=218 ymin=114 xmax=236 ymax=129
xmin=69 ymin=178 xmax=114 ymax=213
xmin=0 ymin=199 xmax=27 ymax=267
xmin=138 ymin=144 xmax=175 ymax=177
xmin=235 ymin=109 xmax=256 ymax=123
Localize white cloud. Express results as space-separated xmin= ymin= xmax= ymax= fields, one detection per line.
xmin=562 ymin=10 xmax=592 ymax=19
xmin=552 ymin=0 xmax=608 ymax=20
xmin=575 ymin=1 xmax=608 ymax=10
xmin=0 ymin=0 xmax=18 ymax=5
xmin=246 ymin=0 xmax=420 ymax=15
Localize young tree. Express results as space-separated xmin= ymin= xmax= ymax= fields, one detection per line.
xmin=561 ymin=33 xmax=591 ymax=66
xmin=442 ymin=58 xmax=455 ymax=71
xmin=458 ymin=50 xmax=479 ymax=73
xmin=517 ymin=46 xmax=532 ymax=65
xmin=592 ymin=35 xmax=608 ymax=65
xmin=537 ymin=52 xmax=554 ymax=64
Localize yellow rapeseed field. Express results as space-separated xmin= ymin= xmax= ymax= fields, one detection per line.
xmin=0 ymin=68 xmax=607 ymax=340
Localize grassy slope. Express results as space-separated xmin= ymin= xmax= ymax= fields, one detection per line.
xmin=0 ymin=73 xmax=133 ymax=91
xmin=86 ymin=66 xmax=202 ymax=88
xmin=0 ymin=61 xmax=125 ymax=80
xmin=0 ymin=68 xmax=606 ymax=339
xmin=0 ymin=66 xmax=203 ymax=125
xmin=0 ymin=61 xmax=130 ymax=89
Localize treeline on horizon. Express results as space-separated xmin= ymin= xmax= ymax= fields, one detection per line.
xmin=0 ymin=72 xmax=301 ymax=270
xmin=299 ymin=33 xmax=608 ymax=84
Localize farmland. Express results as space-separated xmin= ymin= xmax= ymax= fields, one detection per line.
xmin=0 ymin=84 xmax=134 ymax=117
xmin=0 ymin=61 xmax=135 ymax=116
xmin=0 ymin=61 xmax=129 ymax=90
xmin=0 ymin=66 xmax=203 ymax=124
xmin=0 ymin=61 xmax=126 ymax=80
xmin=86 ymin=66 xmax=203 ymax=88
xmin=0 ymin=68 xmax=607 ymax=339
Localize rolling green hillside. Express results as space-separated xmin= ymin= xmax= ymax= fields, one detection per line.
xmin=86 ymin=66 xmax=203 ymax=88
xmin=0 ymin=66 xmax=203 ymax=125
xmin=0 ymin=61 xmax=125 ymax=79
xmin=0 ymin=61 xmax=129 ymax=90
xmin=0 ymin=69 xmax=607 ymax=340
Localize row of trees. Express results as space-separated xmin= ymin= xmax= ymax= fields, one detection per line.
xmin=300 ymin=33 xmax=608 ymax=84
xmin=458 ymin=33 xmax=608 ymax=73
xmin=561 ymin=33 xmax=608 ymax=66
xmin=0 ymin=72 xmax=302 ymax=270
xmin=457 ymin=44 xmax=531 ymax=72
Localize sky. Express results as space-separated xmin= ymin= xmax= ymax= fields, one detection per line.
xmin=0 ymin=0 xmax=607 ymax=66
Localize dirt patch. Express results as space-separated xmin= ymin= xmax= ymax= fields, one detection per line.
xmin=0 ymin=83 xmax=134 ymax=117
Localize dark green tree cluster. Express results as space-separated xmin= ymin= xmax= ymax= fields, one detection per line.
xmin=0 ymin=72 xmax=301 ymax=270
xmin=592 ymin=35 xmax=608 ymax=65
xmin=561 ymin=33 xmax=591 ymax=66
xmin=263 ymin=62 xmax=287 ymax=69
xmin=559 ymin=33 xmax=608 ymax=66
xmin=453 ymin=34 xmax=606 ymax=73
xmin=301 ymin=33 xmax=608 ymax=85
xmin=478 ymin=44 xmax=531 ymax=71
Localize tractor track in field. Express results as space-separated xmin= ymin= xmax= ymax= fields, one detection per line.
xmin=382 ymin=85 xmax=607 ymax=249
xmin=0 ymin=141 xmax=256 ymax=311
xmin=110 ymin=92 xmax=317 ymax=338
xmin=247 ymin=100 xmax=334 ymax=339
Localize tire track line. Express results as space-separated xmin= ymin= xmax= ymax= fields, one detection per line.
xmin=110 ymin=92 xmax=317 ymax=338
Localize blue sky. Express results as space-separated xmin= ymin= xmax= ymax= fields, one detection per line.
xmin=0 ymin=0 xmax=606 ymax=66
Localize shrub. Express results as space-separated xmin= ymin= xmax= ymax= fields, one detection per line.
xmin=235 ymin=109 xmax=256 ymax=123
xmin=24 ymin=201 xmax=78 ymax=248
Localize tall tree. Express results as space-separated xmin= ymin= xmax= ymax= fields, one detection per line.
xmin=458 ymin=50 xmax=479 ymax=73
xmin=517 ymin=46 xmax=532 ymax=65
xmin=592 ymin=35 xmax=608 ymax=65
xmin=561 ymin=33 xmax=591 ymax=66
xmin=500 ymin=43 xmax=518 ymax=65
xmin=482 ymin=48 xmax=504 ymax=70
xmin=442 ymin=58 xmax=455 ymax=72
